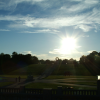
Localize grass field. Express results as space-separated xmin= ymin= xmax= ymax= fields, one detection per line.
xmin=0 ymin=63 xmax=97 ymax=89
xmin=7 ymin=64 xmax=51 ymax=75
xmin=51 ymin=64 xmax=92 ymax=76
xmin=25 ymin=82 xmax=97 ymax=90
xmin=1 ymin=63 xmax=93 ymax=76
xmin=45 ymin=75 xmax=96 ymax=80
xmin=0 ymin=75 xmax=28 ymax=78
xmin=0 ymin=82 xmax=15 ymax=87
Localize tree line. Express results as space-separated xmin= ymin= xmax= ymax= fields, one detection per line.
xmin=79 ymin=51 xmax=100 ymax=75
xmin=0 ymin=51 xmax=100 ymax=69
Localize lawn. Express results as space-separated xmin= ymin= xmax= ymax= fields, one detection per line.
xmin=45 ymin=75 xmax=96 ymax=80
xmin=25 ymin=82 xmax=97 ymax=90
xmin=51 ymin=64 xmax=92 ymax=76
xmin=0 ymin=75 xmax=28 ymax=78
xmin=58 ymin=81 xmax=97 ymax=86
xmin=0 ymin=82 xmax=15 ymax=87
xmin=7 ymin=64 xmax=51 ymax=75
xmin=1 ymin=63 xmax=93 ymax=76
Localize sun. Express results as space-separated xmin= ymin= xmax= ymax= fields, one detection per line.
xmin=60 ymin=37 xmax=77 ymax=54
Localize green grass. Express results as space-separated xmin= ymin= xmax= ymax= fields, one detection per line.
xmin=0 ymin=75 xmax=38 ymax=78
xmin=7 ymin=64 xmax=51 ymax=75
xmin=58 ymin=81 xmax=97 ymax=86
xmin=45 ymin=75 xmax=96 ymax=80
xmin=1 ymin=63 xmax=93 ymax=76
xmin=0 ymin=82 xmax=15 ymax=87
xmin=25 ymin=82 xmax=97 ymax=90
xmin=0 ymin=75 xmax=27 ymax=78
xmin=51 ymin=64 xmax=92 ymax=76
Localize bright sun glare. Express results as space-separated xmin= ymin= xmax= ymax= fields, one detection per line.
xmin=60 ymin=37 xmax=77 ymax=54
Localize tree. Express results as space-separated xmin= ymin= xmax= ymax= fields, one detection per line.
xmin=45 ymin=59 xmax=51 ymax=64
xmin=39 ymin=59 xmax=45 ymax=64
xmin=32 ymin=56 xmax=38 ymax=64
xmin=62 ymin=59 xmax=68 ymax=64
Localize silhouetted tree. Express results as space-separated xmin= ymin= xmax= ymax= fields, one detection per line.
xmin=32 ymin=56 xmax=38 ymax=64
xmin=62 ymin=59 xmax=68 ymax=64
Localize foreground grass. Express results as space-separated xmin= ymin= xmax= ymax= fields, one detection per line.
xmin=45 ymin=75 xmax=96 ymax=80
xmin=58 ymin=81 xmax=97 ymax=86
xmin=25 ymin=82 xmax=97 ymax=90
xmin=0 ymin=82 xmax=15 ymax=87
xmin=0 ymin=75 xmax=27 ymax=78
xmin=0 ymin=75 xmax=38 ymax=79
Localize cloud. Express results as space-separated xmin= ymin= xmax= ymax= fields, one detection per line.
xmin=49 ymin=48 xmax=87 ymax=61
xmin=59 ymin=0 xmax=99 ymax=13
xmin=8 ymin=23 xmax=27 ymax=29
xmin=49 ymin=48 xmax=83 ymax=55
xmin=21 ymin=51 xmax=32 ymax=54
xmin=32 ymin=54 xmax=55 ymax=60
xmin=0 ymin=0 xmax=100 ymax=32
xmin=0 ymin=0 xmax=44 ymax=11
xmin=33 ymin=54 xmax=47 ymax=57
xmin=49 ymin=49 xmax=61 ymax=54
xmin=0 ymin=29 xmax=10 ymax=31
xmin=21 ymin=51 xmax=50 ymax=60
xmin=87 ymin=50 xmax=96 ymax=53
xmin=0 ymin=8 xmax=99 ymax=31
xmin=75 ymin=24 xmax=93 ymax=32
xmin=20 ymin=29 xmax=60 ymax=34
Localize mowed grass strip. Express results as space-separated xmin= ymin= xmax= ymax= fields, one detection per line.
xmin=25 ymin=82 xmax=97 ymax=90
xmin=45 ymin=75 xmax=96 ymax=80
xmin=0 ymin=82 xmax=15 ymax=87
xmin=58 ymin=81 xmax=97 ymax=86
xmin=0 ymin=75 xmax=28 ymax=78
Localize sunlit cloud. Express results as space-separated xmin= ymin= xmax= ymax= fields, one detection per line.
xmin=49 ymin=47 xmax=83 ymax=55
xmin=0 ymin=4 xmax=100 ymax=32
xmin=0 ymin=8 xmax=99 ymax=32
xmin=87 ymin=50 xmax=96 ymax=53
xmin=75 ymin=24 xmax=93 ymax=32
xmin=21 ymin=51 xmax=32 ymax=54
xmin=49 ymin=49 xmax=61 ymax=54
xmin=20 ymin=29 xmax=60 ymax=34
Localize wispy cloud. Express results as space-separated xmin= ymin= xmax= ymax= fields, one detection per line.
xmin=49 ymin=49 xmax=61 ymax=54
xmin=0 ymin=0 xmax=100 ymax=32
xmin=0 ymin=8 xmax=99 ymax=32
xmin=69 ymin=0 xmax=99 ymax=12
xmin=0 ymin=29 xmax=10 ymax=31
xmin=0 ymin=0 xmax=44 ymax=11
xmin=20 ymin=29 xmax=60 ymax=34
xmin=59 ymin=0 xmax=99 ymax=13
xmin=49 ymin=47 xmax=83 ymax=55
xmin=75 ymin=24 xmax=93 ymax=32
xmin=21 ymin=51 xmax=32 ymax=54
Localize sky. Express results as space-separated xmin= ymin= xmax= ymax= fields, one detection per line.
xmin=0 ymin=0 xmax=100 ymax=61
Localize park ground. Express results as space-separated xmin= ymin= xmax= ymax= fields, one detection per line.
xmin=0 ymin=63 xmax=98 ymax=90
